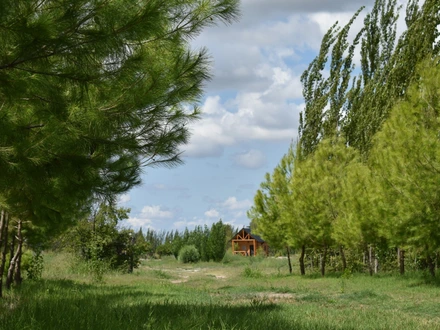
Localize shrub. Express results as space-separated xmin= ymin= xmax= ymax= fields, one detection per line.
xmin=222 ymin=249 xmax=244 ymax=264
xmin=25 ymin=250 xmax=44 ymax=280
xmin=242 ymin=266 xmax=263 ymax=278
xmin=178 ymin=245 xmax=200 ymax=263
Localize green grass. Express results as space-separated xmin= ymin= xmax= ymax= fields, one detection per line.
xmin=1 ymin=252 xmax=440 ymax=329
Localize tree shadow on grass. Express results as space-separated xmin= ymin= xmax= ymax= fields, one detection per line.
xmin=0 ymin=278 xmax=346 ymax=330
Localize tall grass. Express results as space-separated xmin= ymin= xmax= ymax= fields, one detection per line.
xmin=1 ymin=252 xmax=439 ymax=329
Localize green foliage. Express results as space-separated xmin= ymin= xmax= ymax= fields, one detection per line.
xmin=0 ymin=0 xmax=240 ymax=284
xmin=251 ymin=0 xmax=440 ymax=277
xmin=242 ymin=266 xmax=263 ymax=279
xmin=221 ymin=249 xmax=244 ymax=264
xmin=25 ymin=250 xmax=44 ymax=281
xmin=207 ymin=220 xmax=227 ymax=262
xmin=370 ymin=58 xmax=440 ymax=258
xmin=155 ymin=242 xmax=173 ymax=257
xmin=61 ymin=202 xmax=147 ymax=274
xmin=248 ymin=144 xmax=296 ymax=252
xmin=178 ymin=245 xmax=200 ymax=263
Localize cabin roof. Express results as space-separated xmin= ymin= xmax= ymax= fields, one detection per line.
xmin=232 ymin=227 xmax=266 ymax=243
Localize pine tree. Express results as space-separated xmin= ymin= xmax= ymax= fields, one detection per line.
xmin=0 ymin=0 xmax=239 ymax=287
xmin=248 ymin=143 xmax=296 ymax=273
xmin=207 ymin=220 xmax=227 ymax=262
xmin=370 ymin=58 xmax=440 ymax=276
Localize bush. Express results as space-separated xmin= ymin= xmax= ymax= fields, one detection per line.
xmin=25 ymin=250 xmax=44 ymax=280
xmin=242 ymin=266 xmax=263 ymax=278
xmin=222 ymin=249 xmax=243 ymax=264
xmin=178 ymin=245 xmax=200 ymax=263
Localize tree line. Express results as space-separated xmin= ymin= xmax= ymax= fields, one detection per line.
xmin=248 ymin=0 xmax=440 ymax=277
xmin=0 ymin=0 xmax=239 ymax=296
xmin=58 ymin=202 xmax=235 ymax=278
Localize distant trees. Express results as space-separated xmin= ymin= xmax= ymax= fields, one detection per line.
xmin=207 ymin=220 xmax=228 ymax=262
xmin=249 ymin=0 xmax=440 ymax=276
xmin=0 ymin=0 xmax=239 ymax=292
xmin=108 ymin=220 xmax=237 ymax=263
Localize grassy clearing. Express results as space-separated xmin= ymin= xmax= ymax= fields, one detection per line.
xmin=1 ymin=253 xmax=439 ymax=329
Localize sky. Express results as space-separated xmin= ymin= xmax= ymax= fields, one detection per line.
xmin=117 ymin=0 xmax=401 ymax=233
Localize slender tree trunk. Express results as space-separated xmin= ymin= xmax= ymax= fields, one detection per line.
xmin=286 ymin=246 xmax=292 ymax=274
xmin=321 ymin=245 xmax=327 ymax=277
xmin=0 ymin=211 xmax=9 ymax=297
xmin=340 ymin=245 xmax=347 ymax=271
xmin=368 ymin=245 xmax=374 ymax=276
xmin=436 ymin=252 xmax=439 ymax=272
xmin=399 ymin=249 xmax=405 ymax=275
xmin=14 ymin=220 xmax=23 ymax=285
xmin=427 ymin=253 xmax=436 ymax=277
xmin=299 ymin=245 xmax=306 ymax=275
xmin=374 ymin=255 xmax=379 ymax=274
xmin=9 ymin=230 xmax=15 ymax=267
xmin=6 ymin=220 xmax=22 ymax=289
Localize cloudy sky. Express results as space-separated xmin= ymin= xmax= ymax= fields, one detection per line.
xmin=117 ymin=0 xmax=401 ymax=232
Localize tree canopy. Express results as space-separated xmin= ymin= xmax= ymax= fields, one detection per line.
xmin=0 ymin=0 xmax=240 ymax=290
xmin=249 ymin=0 xmax=440 ymax=276
xmin=0 ymin=0 xmax=239 ymax=230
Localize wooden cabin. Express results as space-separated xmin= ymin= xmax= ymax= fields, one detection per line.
xmin=231 ymin=227 xmax=269 ymax=256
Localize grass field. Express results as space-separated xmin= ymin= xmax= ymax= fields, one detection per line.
xmin=1 ymin=252 xmax=439 ymax=329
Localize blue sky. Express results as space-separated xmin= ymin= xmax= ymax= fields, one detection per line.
xmin=117 ymin=0 xmax=397 ymax=232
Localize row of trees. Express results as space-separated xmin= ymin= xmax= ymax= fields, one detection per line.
xmin=249 ymin=0 xmax=440 ymax=276
xmin=143 ymin=220 xmax=236 ymax=262
xmin=62 ymin=210 xmax=235 ymax=271
xmin=0 ymin=0 xmax=239 ymax=296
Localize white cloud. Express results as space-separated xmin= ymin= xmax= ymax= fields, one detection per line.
xmin=172 ymin=217 xmax=215 ymax=230
xmin=205 ymin=208 xmax=220 ymax=218
xmin=233 ymin=149 xmax=267 ymax=169
xmin=140 ymin=205 xmax=173 ymax=219
xmin=125 ymin=217 xmax=153 ymax=230
xmin=183 ymin=72 xmax=302 ymax=158
xmin=222 ymin=197 xmax=252 ymax=211
xmin=124 ymin=205 xmax=174 ymax=230
xmin=241 ymin=0 xmax=373 ymax=17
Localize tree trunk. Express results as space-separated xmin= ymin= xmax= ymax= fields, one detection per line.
xmin=339 ymin=245 xmax=347 ymax=271
xmin=0 ymin=211 xmax=9 ymax=297
xmin=6 ymin=220 xmax=22 ymax=289
xmin=436 ymin=252 xmax=439 ymax=272
xmin=9 ymin=230 xmax=15 ymax=267
xmin=299 ymin=245 xmax=306 ymax=275
xmin=399 ymin=249 xmax=405 ymax=275
xmin=14 ymin=220 xmax=23 ymax=285
xmin=286 ymin=246 xmax=292 ymax=274
xmin=368 ymin=245 xmax=374 ymax=276
xmin=374 ymin=255 xmax=379 ymax=274
xmin=321 ymin=246 xmax=327 ymax=277
xmin=427 ymin=253 xmax=436 ymax=277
